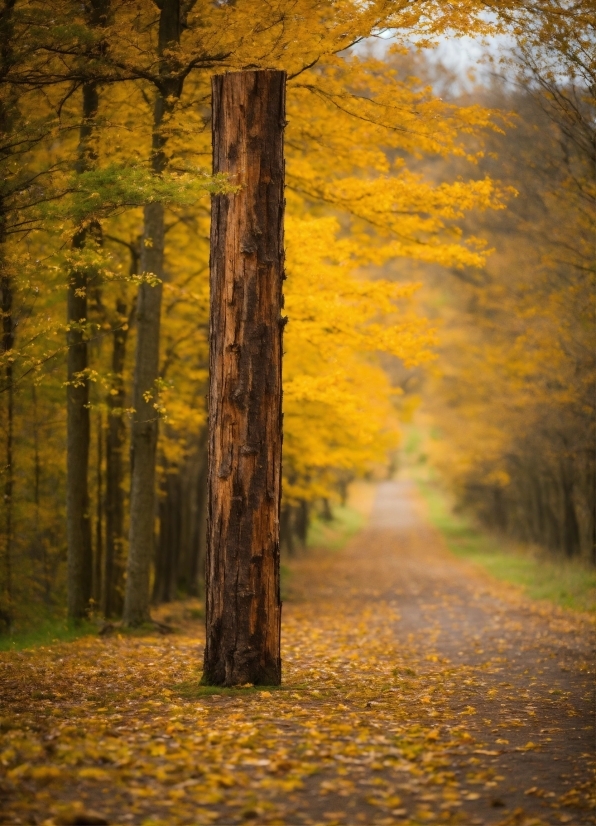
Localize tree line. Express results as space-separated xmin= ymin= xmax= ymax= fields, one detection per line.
xmin=412 ymin=13 xmax=595 ymax=563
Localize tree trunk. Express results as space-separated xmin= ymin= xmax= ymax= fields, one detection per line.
xmin=153 ymin=470 xmax=169 ymax=605
xmin=203 ymin=70 xmax=286 ymax=687
xmin=562 ymin=471 xmax=580 ymax=558
xmin=66 ymin=223 xmax=93 ymax=620
xmin=280 ymin=505 xmax=295 ymax=556
xmin=123 ymin=0 xmax=181 ymax=625
xmin=153 ymin=461 xmax=177 ymax=605
xmin=190 ymin=431 xmax=208 ymax=596
xmin=103 ymin=296 xmax=129 ymax=618
xmin=296 ymin=500 xmax=309 ymax=548
xmin=123 ymin=203 xmax=164 ymax=625
xmin=32 ymin=383 xmax=50 ymax=605
xmin=66 ymin=0 xmax=109 ymax=619
xmin=1 ymin=257 xmax=14 ymax=629
xmin=93 ymin=412 xmax=103 ymax=607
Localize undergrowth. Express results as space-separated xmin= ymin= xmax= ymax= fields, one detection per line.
xmin=416 ymin=476 xmax=596 ymax=613
xmin=0 ymin=618 xmax=96 ymax=652
xmin=307 ymin=502 xmax=365 ymax=551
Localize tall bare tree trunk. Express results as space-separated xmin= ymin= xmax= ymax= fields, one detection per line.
xmin=32 ymin=383 xmax=50 ymax=604
xmin=123 ymin=0 xmax=181 ymax=625
xmin=103 ymin=296 xmax=129 ymax=618
xmin=93 ymin=412 xmax=103 ymax=606
xmin=123 ymin=203 xmax=165 ymax=624
xmin=1 ymin=252 xmax=14 ymax=629
xmin=188 ymin=429 xmax=208 ymax=596
xmin=66 ymin=220 xmax=93 ymax=620
xmin=67 ymin=0 xmax=109 ymax=621
xmin=203 ymin=70 xmax=286 ymax=687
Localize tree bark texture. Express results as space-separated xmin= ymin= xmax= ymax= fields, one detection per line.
xmin=203 ymin=70 xmax=286 ymax=687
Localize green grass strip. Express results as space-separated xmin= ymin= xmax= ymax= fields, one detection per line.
xmin=416 ymin=478 xmax=596 ymax=613
xmin=0 ymin=618 xmax=96 ymax=652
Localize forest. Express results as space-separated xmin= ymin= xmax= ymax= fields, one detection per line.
xmin=0 ymin=1 xmax=594 ymax=824
xmin=0 ymin=0 xmax=591 ymax=632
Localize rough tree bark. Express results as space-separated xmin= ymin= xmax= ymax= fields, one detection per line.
xmin=123 ymin=0 xmax=182 ymax=625
xmin=203 ymin=70 xmax=286 ymax=687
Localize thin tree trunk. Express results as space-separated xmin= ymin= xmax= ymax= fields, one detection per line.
xmin=203 ymin=70 xmax=286 ymax=687
xmin=167 ymin=474 xmax=181 ymax=600
xmin=189 ymin=429 xmax=208 ymax=596
xmin=32 ymin=383 xmax=50 ymax=604
xmin=562 ymin=472 xmax=580 ymax=558
xmin=66 ymin=221 xmax=93 ymax=620
xmin=177 ymin=463 xmax=192 ymax=595
xmin=153 ymin=458 xmax=179 ymax=605
xmin=123 ymin=202 xmax=164 ymax=624
xmin=123 ymin=0 xmax=181 ymax=625
xmin=153 ymin=469 xmax=169 ymax=605
xmin=103 ymin=295 xmax=130 ymax=618
xmin=66 ymin=0 xmax=109 ymax=619
xmin=93 ymin=412 xmax=103 ymax=607
xmin=0 ymin=0 xmax=17 ymax=634
xmin=280 ymin=505 xmax=295 ymax=556
xmin=296 ymin=500 xmax=309 ymax=549
xmin=1 ymin=259 xmax=14 ymax=629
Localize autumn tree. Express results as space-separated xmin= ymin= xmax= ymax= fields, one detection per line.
xmin=412 ymin=23 xmax=595 ymax=561
xmin=122 ymin=0 xmax=186 ymax=626
xmin=0 ymin=0 xmax=84 ymax=625
xmin=66 ymin=0 xmax=110 ymax=621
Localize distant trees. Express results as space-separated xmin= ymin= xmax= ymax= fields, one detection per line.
xmin=419 ymin=19 xmax=595 ymax=562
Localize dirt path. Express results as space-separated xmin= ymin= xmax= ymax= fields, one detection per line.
xmin=295 ymin=479 xmax=594 ymax=825
xmin=1 ymin=480 xmax=594 ymax=825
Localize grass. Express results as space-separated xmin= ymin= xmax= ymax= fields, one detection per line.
xmin=175 ymin=680 xmax=302 ymax=699
xmin=280 ymin=496 xmax=369 ymax=601
xmin=307 ymin=502 xmax=365 ymax=551
xmin=0 ymin=617 xmax=96 ymax=652
xmin=416 ymin=476 xmax=596 ymax=614
xmin=1 ymin=501 xmax=366 ymax=651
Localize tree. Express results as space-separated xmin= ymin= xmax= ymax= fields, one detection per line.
xmin=66 ymin=0 xmax=110 ymax=621
xmin=0 ymin=0 xmax=81 ymax=626
xmin=203 ymin=70 xmax=285 ymax=687
xmin=412 ymin=33 xmax=595 ymax=562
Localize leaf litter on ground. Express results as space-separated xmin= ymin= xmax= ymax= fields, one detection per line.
xmin=1 ymin=484 xmax=594 ymax=825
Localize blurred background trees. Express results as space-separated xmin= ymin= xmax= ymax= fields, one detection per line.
xmin=400 ymin=3 xmax=595 ymax=563
xmin=0 ymin=0 xmax=593 ymax=631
